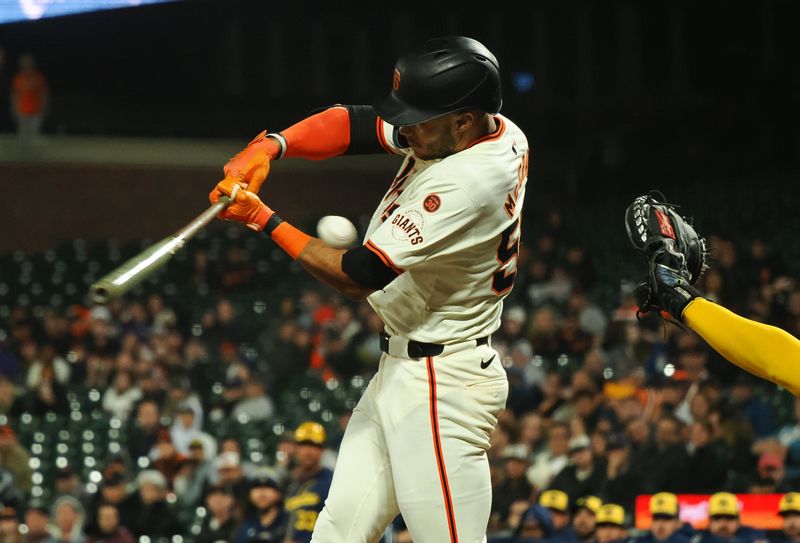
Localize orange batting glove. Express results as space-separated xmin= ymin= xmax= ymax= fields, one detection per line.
xmin=223 ymin=130 xmax=281 ymax=194
xmin=210 ymin=178 xmax=274 ymax=232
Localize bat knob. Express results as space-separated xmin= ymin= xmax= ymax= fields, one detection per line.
xmin=89 ymin=284 xmax=110 ymax=305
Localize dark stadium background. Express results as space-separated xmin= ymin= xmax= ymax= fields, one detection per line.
xmin=0 ymin=1 xmax=799 ymax=542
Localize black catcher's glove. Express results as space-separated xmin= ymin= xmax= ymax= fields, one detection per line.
xmin=624 ymin=190 xmax=709 ymax=320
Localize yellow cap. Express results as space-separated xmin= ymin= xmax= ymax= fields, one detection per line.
xmin=575 ymin=495 xmax=603 ymax=514
xmin=709 ymin=492 xmax=739 ymax=517
xmin=597 ymin=504 xmax=625 ymax=526
xmin=780 ymin=493 xmax=800 ymax=515
xmin=294 ymin=421 xmax=326 ymax=445
xmin=650 ymin=493 xmax=679 ymax=517
xmin=539 ymin=490 xmax=569 ymax=513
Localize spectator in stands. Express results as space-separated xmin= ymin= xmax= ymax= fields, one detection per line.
xmin=213 ymin=451 xmax=249 ymax=511
xmin=100 ymin=471 xmax=130 ymax=506
xmin=0 ymin=503 xmax=21 ymax=543
xmin=0 ymin=378 xmax=22 ymax=416
xmin=163 ymin=373 xmax=203 ymax=423
xmin=233 ymin=472 xmax=287 ymax=543
xmin=509 ymin=504 xmax=556 ymax=543
xmin=0 ymin=425 xmax=31 ymax=495
xmin=101 ymin=371 xmax=141 ymax=422
xmin=146 ymin=294 xmax=176 ymax=336
xmin=594 ymin=504 xmax=626 ymax=543
xmin=493 ymin=444 xmax=534 ymax=527
xmin=538 ymin=490 xmax=573 ymax=540
xmin=273 ymin=432 xmax=297 ymax=482
xmin=86 ymin=503 xmax=133 ymax=543
xmin=518 ymin=413 xmax=545 ymax=457
xmin=217 ymin=437 xmax=259 ymax=480
xmin=572 ymin=496 xmax=601 ymax=543
xmin=219 ymin=247 xmax=256 ymax=291
xmin=492 ymin=499 xmax=533 ymax=539
xmin=550 ymin=434 xmax=607 ymax=503
xmin=203 ymin=298 xmax=245 ymax=345
xmin=746 ymin=451 xmax=791 ymax=494
xmin=196 ymin=483 xmax=239 ymax=543
xmin=698 ymin=492 xmax=767 ymax=543
xmin=23 ymin=503 xmax=50 ymax=543
xmin=231 ymin=375 xmax=275 ymax=421
xmin=731 ymin=374 xmax=776 ymax=438
xmin=127 ymin=399 xmax=162 ymax=462
xmin=631 ymin=416 xmax=688 ymax=494
xmin=779 ymin=493 xmax=800 ymax=543
xmin=26 ymin=343 xmax=70 ymax=389
xmin=169 ymin=402 xmax=213 ymax=456
xmin=606 ymin=322 xmax=652 ymax=384
xmin=25 ymin=364 xmax=68 ymax=416
xmin=173 ymin=438 xmax=213 ymax=508
xmin=84 ymin=472 xmax=129 ymax=538
xmin=53 ymin=467 xmax=90 ymax=510
xmin=188 ymin=250 xmax=221 ymax=294
xmin=284 ymin=422 xmax=333 ymax=543
xmin=683 ymin=420 xmax=728 ymax=493
xmin=528 ymin=421 xmax=570 ymax=489
xmin=496 ymin=306 xmax=528 ymax=348
xmin=603 ymin=433 xmax=639 ymax=513
xmin=48 ymin=496 xmax=86 ymax=543
xmin=150 ymin=428 xmax=186 ymax=484
xmin=122 ymin=470 xmax=177 ymax=539
xmin=572 ymin=388 xmax=617 ymax=435
xmin=635 ymin=493 xmax=692 ymax=543
xmin=10 ymin=53 xmax=48 ymax=139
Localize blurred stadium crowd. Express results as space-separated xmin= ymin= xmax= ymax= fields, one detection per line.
xmin=0 ymin=206 xmax=798 ymax=543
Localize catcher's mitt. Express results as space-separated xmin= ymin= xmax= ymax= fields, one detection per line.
xmin=625 ymin=190 xmax=708 ymax=283
xmin=625 ymin=190 xmax=709 ymax=319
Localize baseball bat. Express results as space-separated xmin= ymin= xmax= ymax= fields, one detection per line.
xmin=89 ymin=196 xmax=231 ymax=305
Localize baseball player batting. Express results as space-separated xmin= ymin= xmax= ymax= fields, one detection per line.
xmin=209 ymin=36 xmax=529 ymax=542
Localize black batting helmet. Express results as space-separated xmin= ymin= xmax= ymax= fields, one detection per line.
xmin=374 ymin=36 xmax=502 ymax=126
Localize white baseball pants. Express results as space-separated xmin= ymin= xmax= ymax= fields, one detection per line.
xmin=311 ymin=342 xmax=508 ymax=543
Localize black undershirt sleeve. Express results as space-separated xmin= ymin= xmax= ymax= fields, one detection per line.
xmin=341 ymin=245 xmax=401 ymax=291
xmin=344 ymin=105 xmax=383 ymax=155
xmin=343 ymin=104 xmax=409 ymax=155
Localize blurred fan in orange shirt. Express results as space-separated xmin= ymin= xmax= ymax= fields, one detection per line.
xmin=11 ymin=53 xmax=49 ymax=138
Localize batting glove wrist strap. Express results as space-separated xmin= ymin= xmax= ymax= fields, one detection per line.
xmin=262 ymin=213 xmax=284 ymax=235
xmin=266 ymin=133 xmax=287 ymax=159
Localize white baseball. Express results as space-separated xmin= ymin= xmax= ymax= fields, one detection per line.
xmin=316 ymin=215 xmax=358 ymax=248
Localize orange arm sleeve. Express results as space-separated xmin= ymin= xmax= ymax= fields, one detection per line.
xmin=280 ymin=106 xmax=351 ymax=161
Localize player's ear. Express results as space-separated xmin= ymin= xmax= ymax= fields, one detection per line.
xmin=453 ymin=110 xmax=474 ymax=133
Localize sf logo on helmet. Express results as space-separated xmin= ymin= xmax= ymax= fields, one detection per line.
xmin=393 ymin=69 xmax=401 ymax=91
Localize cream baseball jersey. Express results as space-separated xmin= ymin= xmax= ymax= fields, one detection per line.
xmin=364 ymin=114 xmax=529 ymax=344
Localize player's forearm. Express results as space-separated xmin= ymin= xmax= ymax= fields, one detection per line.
xmin=269 ymin=105 xmax=389 ymax=161
xmin=295 ymin=239 xmax=374 ymax=300
xmin=684 ymin=298 xmax=800 ymax=395
xmin=264 ymin=219 xmax=372 ymax=300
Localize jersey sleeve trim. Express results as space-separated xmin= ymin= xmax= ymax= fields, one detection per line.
xmin=375 ymin=118 xmax=393 ymax=155
xmin=376 ymin=118 xmax=409 ymax=156
xmin=365 ymin=240 xmax=405 ymax=274
xmin=465 ymin=117 xmax=506 ymax=149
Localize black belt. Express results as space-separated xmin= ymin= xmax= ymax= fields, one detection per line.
xmin=379 ymin=332 xmax=489 ymax=359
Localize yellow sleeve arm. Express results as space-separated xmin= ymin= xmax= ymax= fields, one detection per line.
xmin=683 ymin=298 xmax=800 ymax=396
